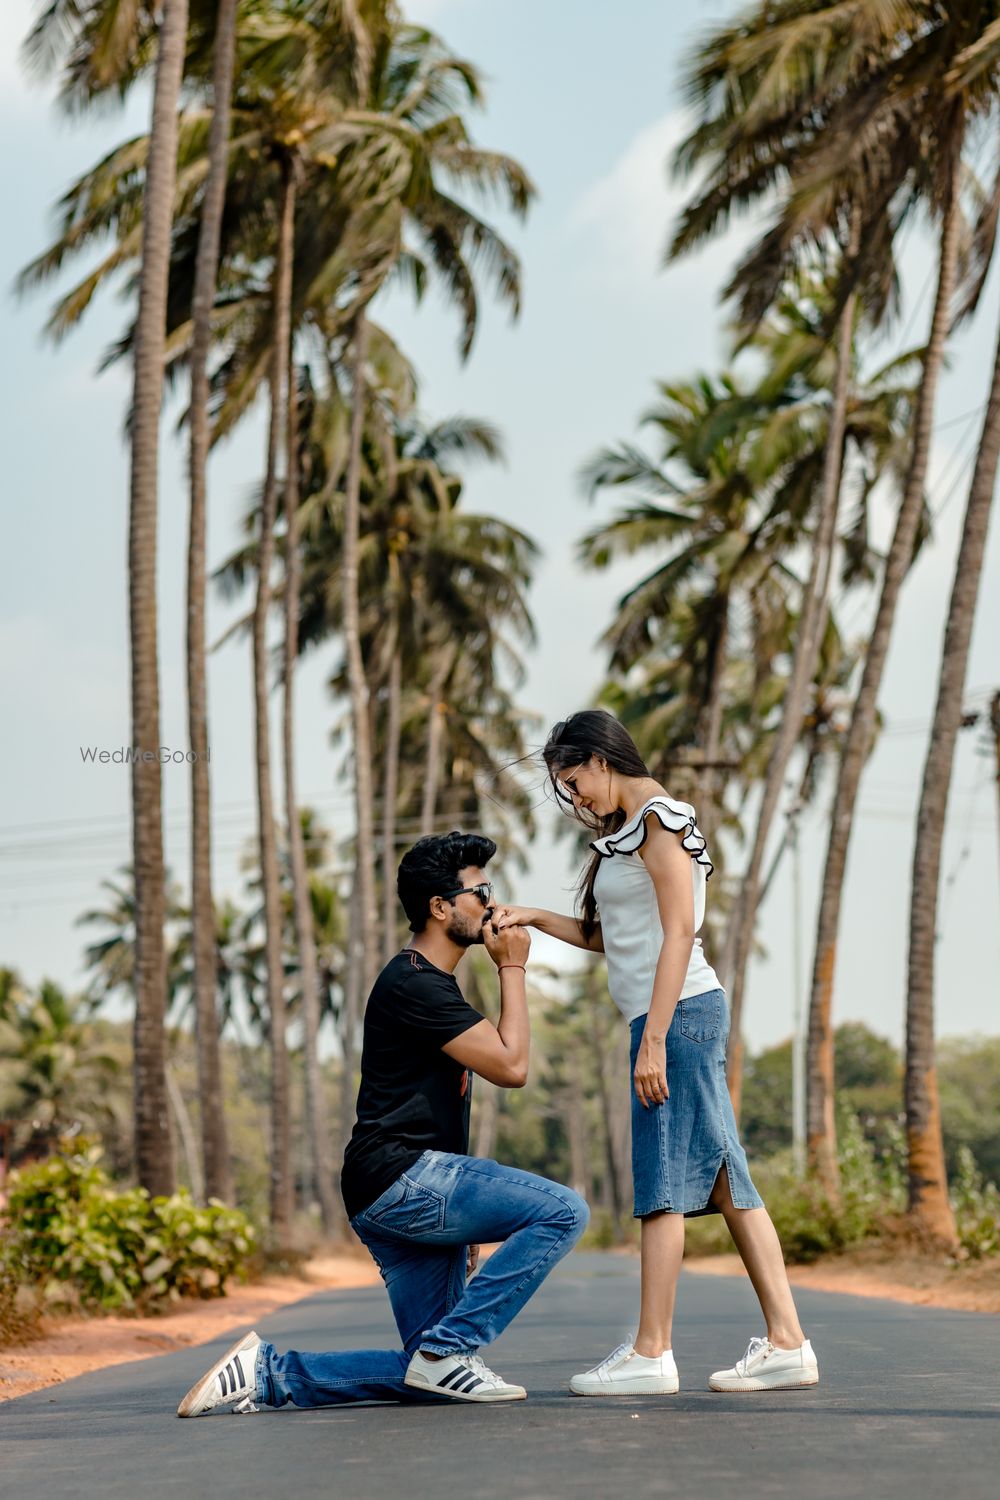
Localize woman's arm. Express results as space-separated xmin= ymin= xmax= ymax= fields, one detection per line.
xmin=493 ymin=905 xmax=604 ymax=954
xmin=632 ymin=820 xmax=696 ymax=1110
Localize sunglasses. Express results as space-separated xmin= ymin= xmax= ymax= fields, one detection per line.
xmin=441 ymin=882 xmax=495 ymax=908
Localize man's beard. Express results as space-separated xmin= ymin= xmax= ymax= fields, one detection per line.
xmin=445 ymin=913 xmax=486 ymax=949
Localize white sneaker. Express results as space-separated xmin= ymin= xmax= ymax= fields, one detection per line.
xmin=709 ymin=1336 xmax=819 ymax=1392
xmin=177 ymin=1330 xmax=263 ymax=1416
xmin=569 ymin=1341 xmax=679 ymax=1397
xmin=404 ymin=1350 xmax=526 ymax=1402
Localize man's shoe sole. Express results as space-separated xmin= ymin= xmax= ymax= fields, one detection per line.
xmin=569 ymin=1378 xmax=679 ymax=1397
xmin=708 ymin=1370 xmax=818 ymax=1392
xmin=177 ymin=1331 xmax=260 ymax=1417
xmin=403 ymin=1372 xmax=525 ymax=1402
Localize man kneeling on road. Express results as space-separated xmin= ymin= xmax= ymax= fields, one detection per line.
xmin=177 ymin=831 xmax=589 ymax=1415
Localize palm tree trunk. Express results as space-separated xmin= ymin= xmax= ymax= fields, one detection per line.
xmin=564 ymin=1046 xmax=590 ymax=1199
xmin=338 ymin=879 xmax=362 ymax=1212
xmin=381 ymin=637 xmax=403 ymax=964
xmin=165 ymin=1057 xmax=202 ymax=1201
xmin=724 ymin=281 xmax=857 ymax=1116
xmin=186 ymin=0 xmax=238 ymax=1207
xmin=129 ymin=0 xmax=190 ymax=1197
xmin=904 ymin=304 xmax=1000 ymax=1250
xmin=421 ymin=647 xmax=456 ymax=836
xmin=698 ymin=593 xmax=729 ymax=844
xmin=342 ymin=314 xmax=379 ymax=994
xmin=805 ymin=145 xmax=964 ymax=1196
xmin=254 ymin=158 xmax=297 ymax=1241
xmin=282 ymin=365 xmax=339 ymax=1234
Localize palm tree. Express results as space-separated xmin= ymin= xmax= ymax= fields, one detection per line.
xmin=582 ymin=273 xmax=917 ymax=954
xmin=185 ymin=0 xmax=239 ymax=1208
xmin=126 ymin=0 xmax=191 ymax=1196
xmin=580 ymin=363 xmax=808 ymax=845
xmin=341 ymin=315 xmax=381 ymax=998
xmin=252 ymin=148 xmax=299 ymax=1240
xmin=718 ymin=258 xmax=858 ymax=1114
xmin=672 ymin=0 xmax=997 ymax=1128
xmin=282 ymin=371 xmax=339 ymax=1231
xmin=22 ymin=0 xmax=194 ymax=1196
xmin=75 ymin=866 xmax=205 ymax=1184
xmin=273 ymin=394 xmax=536 ymax=919
xmin=905 ymin=172 xmax=1000 ymax=1249
xmin=327 ymin=20 xmax=534 ymax=995
xmin=0 ymin=976 xmax=121 ymax=1161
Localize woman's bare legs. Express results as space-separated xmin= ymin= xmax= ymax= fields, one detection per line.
xmin=710 ymin=1165 xmax=805 ymax=1348
xmin=633 ymin=1211 xmax=685 ymax=1356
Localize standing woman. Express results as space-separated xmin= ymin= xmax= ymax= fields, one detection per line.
xmin=494 ymin=710 xmax=818 ymax=1394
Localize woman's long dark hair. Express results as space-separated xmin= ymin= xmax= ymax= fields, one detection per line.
xmin=542 ymin=710 xmax=651 ymax=939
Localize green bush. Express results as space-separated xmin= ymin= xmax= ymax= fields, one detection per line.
xmin=1 ymin=1139 xmax=257 ymax=1315
xmin=687 ymin=1112 xmax=908 ymax=1264
xmin=951 ymin=1146 xmax=1000 ymax=1259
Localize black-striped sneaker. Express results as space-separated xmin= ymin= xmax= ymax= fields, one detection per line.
xmin=176 ymin=1330 xmax=263 ymax=1416
xmin=404 ymin=1350 xmax=526 ymax=1402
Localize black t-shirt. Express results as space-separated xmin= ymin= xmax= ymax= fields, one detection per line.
xmin=340 ymin=949 xmax=484 ymax=1220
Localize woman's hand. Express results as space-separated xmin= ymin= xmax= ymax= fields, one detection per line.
xmin=490 ymin=905 xmax=538 ymax=932
xmin=634 ymin=1031 xmax=669 ymax=1109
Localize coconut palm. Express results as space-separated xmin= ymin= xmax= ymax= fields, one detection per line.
xmin=581 ymin=269 xmax=918 ymax=881
xmin=905 ymin=18 xmax=1000 ymax=1237
xmin=579 ymin=362 xmax=810 ymax=848
xmin=259 ymin=397 xmax=537 ymax=934
xmin=21 ymin=0 xmax=208 ymax=1196
xmin=75 ymin=865 xmax=206 ymax=1186
xmin=0 ymin=975 xmax=121 ymax=1162
xmin=182 ymin=0 xmax=241 ymax=1208
xmin=671 ymin=0 xmax=1000 ymax=1130
xmin=325 ymin=22 xmax=534 ymax=1001
xmin=364 ymin=413 xmax=512 ymax=954
xmin=281 ymin=372 xmax=340 ymax=1230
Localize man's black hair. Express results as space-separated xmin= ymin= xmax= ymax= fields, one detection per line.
xmin=397 ymin=831 xmax=497 ymax=933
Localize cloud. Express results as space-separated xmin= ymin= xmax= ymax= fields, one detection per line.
xmin=569 ymin=108 xmax=765 ymax=300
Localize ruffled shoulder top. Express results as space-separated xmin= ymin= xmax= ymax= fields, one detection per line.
xmin=589 ymin=794 xmax=714 ymax=878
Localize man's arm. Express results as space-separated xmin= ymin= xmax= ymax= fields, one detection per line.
xmin=441 ymin=919 xmax=531 ymax=1088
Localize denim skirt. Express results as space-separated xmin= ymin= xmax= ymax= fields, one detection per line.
xmin=629 ymin=988 xmax=764 ymax=1218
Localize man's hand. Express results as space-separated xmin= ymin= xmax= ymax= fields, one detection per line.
xmin=467 ymin=1244 xmax=480 ymax=1276
xmin=482 ymin=911 xmax=531 ymax=969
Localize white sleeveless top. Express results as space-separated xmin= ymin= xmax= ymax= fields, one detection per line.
xmin=591 ymin=794 xmax=720 ymax=1023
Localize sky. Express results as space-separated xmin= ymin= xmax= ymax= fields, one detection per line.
xmin=1 ymin=0 xmax=998 ymax=1055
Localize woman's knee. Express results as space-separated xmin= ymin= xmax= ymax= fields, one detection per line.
xmin=710 ymin=1163 xmax=734 ymax=1211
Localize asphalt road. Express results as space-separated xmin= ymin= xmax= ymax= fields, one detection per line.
xmin=2 ymin=1252 xmax=997 ymax=1500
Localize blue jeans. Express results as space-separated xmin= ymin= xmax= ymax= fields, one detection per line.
xmin=256 ymin=1150 xmax=589 ymax=1408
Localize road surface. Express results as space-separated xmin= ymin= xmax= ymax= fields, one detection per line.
xmin=2 ymin=1252 xmax=996 ymax=1500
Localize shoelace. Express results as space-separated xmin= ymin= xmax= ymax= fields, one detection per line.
xmin=591 ymin=1341 xmax=633 ymax=1376
xmin=465 ymin=1354 xmax=506 ymax=1389
xmin=735 ymin=1337 xmax=772 ymax=1378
